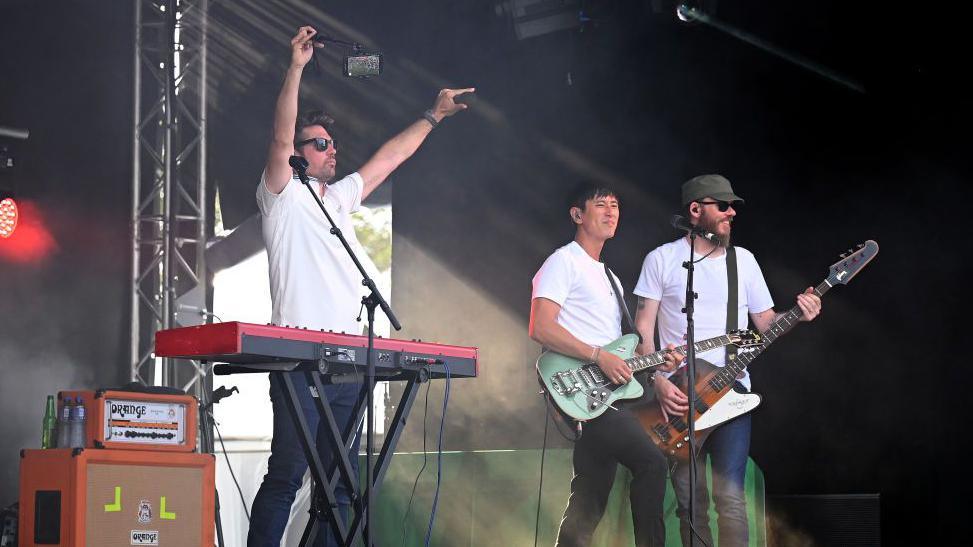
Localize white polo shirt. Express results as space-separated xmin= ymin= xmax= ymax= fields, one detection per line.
xmin=257 ymin=170 xmax=372 ymax=334
xmin=532 ymin=241 xmax=623 ymax=347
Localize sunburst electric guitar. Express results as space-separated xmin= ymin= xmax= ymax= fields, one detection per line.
xmin=537 ymin=330 xmax=763 ymax=422
xmin=636 ymin=240 xmax=879 ymax=460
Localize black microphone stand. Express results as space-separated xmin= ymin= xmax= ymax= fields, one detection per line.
xmin=290 ymin=156 xmax=401 ymax=547
xmin=681 ymin=232 xmax=703 ymax=547
xmin=199 ymin=385 xmax=238 ymax=547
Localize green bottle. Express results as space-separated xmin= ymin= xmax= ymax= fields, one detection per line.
xmin=42 ymin=395 xmax=57 ymax=449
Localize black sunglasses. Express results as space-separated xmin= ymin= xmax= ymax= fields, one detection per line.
xmin=698 ymin=200 xmax=741 ymax=212
xmin=296 ymin=137 xmax=337 ymax=152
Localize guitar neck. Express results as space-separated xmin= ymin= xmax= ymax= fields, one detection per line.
xmin=715 ymin=277 xmax=833 ymax=388
xmin=627 ymin=334 xmax=737 ymax=373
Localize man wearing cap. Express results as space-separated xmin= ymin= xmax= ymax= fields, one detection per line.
xmin=632 ymin=174 xmax=822 ymax=547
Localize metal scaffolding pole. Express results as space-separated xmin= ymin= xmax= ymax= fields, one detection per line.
xmin=130 ymin=0 xmax=210 ymax=397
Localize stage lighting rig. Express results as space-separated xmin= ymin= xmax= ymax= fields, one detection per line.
xmin=1 ymin=124 xmax=29 ymax=238
xmin=0 ymin=193 xmax=17 ymax=239
xmin=0 ymin=180 xmax=17 ymax=240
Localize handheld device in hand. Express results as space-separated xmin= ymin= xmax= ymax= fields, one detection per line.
xmin=344 ymin=53 xmax=383 ymax=78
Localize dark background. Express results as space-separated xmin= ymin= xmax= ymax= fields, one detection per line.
xmin=1 ymin=0 xmax=969 ymax=544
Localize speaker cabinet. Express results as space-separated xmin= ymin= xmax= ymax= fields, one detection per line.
xmin=19 ymin=448 xmax=214 ymax=546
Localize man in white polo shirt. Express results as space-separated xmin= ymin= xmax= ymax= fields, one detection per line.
xmin=248 ymin=26 xmax=472 ymax=547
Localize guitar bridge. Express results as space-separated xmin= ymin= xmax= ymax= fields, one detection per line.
xmin=551 ymin=370 xmax=582 ymax=395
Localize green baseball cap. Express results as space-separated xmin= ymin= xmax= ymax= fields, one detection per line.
xmin=681 ymin=174 xmax=745 ymax=205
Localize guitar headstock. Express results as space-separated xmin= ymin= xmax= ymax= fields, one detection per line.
xmin=727 ymin=329 xmax=763 ymax=348
xmin=829 ymin=240 xmax=879 ymax=285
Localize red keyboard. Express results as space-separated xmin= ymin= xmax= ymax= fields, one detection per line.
xmin=154 ymin=322 xmax=478 ymax=379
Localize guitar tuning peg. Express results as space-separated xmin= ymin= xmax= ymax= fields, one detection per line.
xmin=856 ymin=243 xmax=864 ymax=249
xmin=839 ymin=253 xmax=848 ymax=259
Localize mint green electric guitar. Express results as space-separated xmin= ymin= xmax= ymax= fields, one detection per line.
xmin=536 ymin=330 xmax=762 ymax=422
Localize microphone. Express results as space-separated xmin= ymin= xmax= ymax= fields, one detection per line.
xmin=670 ymin=215 xmax=720 ymax=245
xmin=289 ymin=155 xmax=311 ymax=184
xmin=288 ymin=155 xmax=309 ymax=171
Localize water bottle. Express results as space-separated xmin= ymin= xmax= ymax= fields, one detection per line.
xmin=57 ymin=396 xmax=73 ymax=449
xmin=41 ymin=395 xmax=56 ymax=449
xmin=69 ymin=396 xmax=87 ymax=448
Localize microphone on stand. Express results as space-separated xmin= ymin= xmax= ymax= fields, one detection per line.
xmin=670 ymin=214 xmax=721 ymax=245
xmin=289 ymin=155 xmax=314 ymax=187
xmin=288 ymin=155 xmax=309 ymax=173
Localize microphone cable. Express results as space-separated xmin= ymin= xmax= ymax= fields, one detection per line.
xmin=399 ymin=380 xmax=432 ymax=547
xmin=423 ymin=363 xmax=450 ymax=547
xmin=533 ymin=402 xmax=552 ymax=547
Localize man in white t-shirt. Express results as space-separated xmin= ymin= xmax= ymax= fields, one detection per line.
xmin=530 ymin=184 xmax=681 ymax=547
xmin=633 ymin=174 xmax=822 ymax=547
xmin=248 ymin=26 xmax=473 ymax=547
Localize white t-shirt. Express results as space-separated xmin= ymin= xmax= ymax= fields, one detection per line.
xmin=257 ymin=171 xmax=371 ymax=333
xmin=531 ymin=241 xmax=623 ymax=347
xmin=633 ymin=237 xmax=774 ymax=389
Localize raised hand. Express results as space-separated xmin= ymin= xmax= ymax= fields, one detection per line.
xmin=290 ymin=26 xmax=322 ymax=69
xmin=429 ymin=88 xmax=476 ymax=121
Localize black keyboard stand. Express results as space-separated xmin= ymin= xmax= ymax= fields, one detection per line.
xmin=219 ymin=361 xmax=429 ymax=546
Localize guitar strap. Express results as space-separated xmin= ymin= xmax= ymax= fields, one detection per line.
xmin=603 ymin=262 xmax=642 ymax=345
xmin=725 ymin=245 xmax=738 ymax=364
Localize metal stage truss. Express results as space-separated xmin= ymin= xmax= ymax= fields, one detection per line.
xmin=130 ymin=0 xmax=211 ymax=397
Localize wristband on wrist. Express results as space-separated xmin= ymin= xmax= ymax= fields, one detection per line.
xmin=590 ymin=346 xmax=601 ymax=363
xmin=422 ymin=110 xmax=439 ymax=128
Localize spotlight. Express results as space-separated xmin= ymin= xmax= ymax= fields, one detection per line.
xmin=1 ymin=125 xmax=28 ymax=238
xmin=676 ymin=3 xmax=698 ymax=23
xmin=0 ymin=196 xmax=17 ymax=239
xmin=673 ymin=1 xmax=718 ymax=24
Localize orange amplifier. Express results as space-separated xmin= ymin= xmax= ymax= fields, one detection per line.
xmin=19 ymin=448 xmax=214 ymax=547
xmin=59 ymin=390 xmax=197 ymax=452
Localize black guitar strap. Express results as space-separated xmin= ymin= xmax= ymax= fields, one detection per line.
xmin=604 ymin=262 xmax=642 ymax=345
xmin=725 ymin=245 xmax=738 ymax=364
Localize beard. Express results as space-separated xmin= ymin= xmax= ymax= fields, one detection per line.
xmin=697 ymin=215 xmax=731 ymax=247
xmin=309 ymin=165 xmax=335 ymax=183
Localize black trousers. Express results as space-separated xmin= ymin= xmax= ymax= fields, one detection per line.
xmin=555 ymin=405 xmax=668 ymax=547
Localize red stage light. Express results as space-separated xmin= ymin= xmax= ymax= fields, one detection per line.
xmin=0 ymin=199 xmax=56 ymax=264
xmin=0 ymin=197 xmax=18 ymax=238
